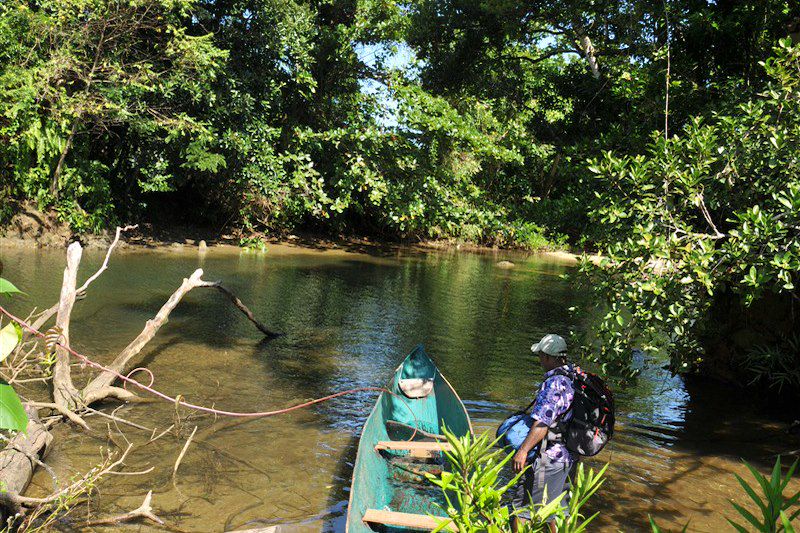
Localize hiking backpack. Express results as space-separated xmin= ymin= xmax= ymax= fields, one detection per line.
xmin=496 ymin=366 xmax=615 ymax=457
xmin=552 ymin=366 xmax=615 ymax=456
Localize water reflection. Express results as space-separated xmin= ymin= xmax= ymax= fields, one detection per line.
xmin=3 ymin=244 xmax=798 ymax=532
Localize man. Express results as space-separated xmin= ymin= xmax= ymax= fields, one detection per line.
xmin=511 ymin=333 xmax=576 ymax=532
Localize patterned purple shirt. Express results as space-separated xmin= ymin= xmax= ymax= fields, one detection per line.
xmin=530 ymin=365 xmax=575 ymax=465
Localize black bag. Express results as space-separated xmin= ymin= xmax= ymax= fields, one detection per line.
xmin=552 ymin=366 xmax=615 ymax=456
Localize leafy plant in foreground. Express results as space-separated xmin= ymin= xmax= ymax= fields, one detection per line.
xmin=427 ymin=428 xmax=605 ymax=532
xmin=0 ymin=277 xmax=27 ymax=433
xmin=728 ymin=456 xmax=800 ymax=532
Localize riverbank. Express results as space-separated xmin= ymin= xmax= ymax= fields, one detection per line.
xmin=0 ymin=205 xmax=598 ymax=264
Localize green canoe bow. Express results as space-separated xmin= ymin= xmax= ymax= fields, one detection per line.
xmin=346 ymin=345 xmax=473 ymax=532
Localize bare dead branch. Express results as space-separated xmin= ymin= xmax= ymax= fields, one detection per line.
xmin=197 ymin=281 xmax=280 ymax=338
xmin=82 ymin=491 xmax=163 ymax=526
xmin=76 ymin=225 xmax=138 ymax=296
xmin=52 ymin=242 xmax=82 ymax=409
xmin=82 ymin=269 xmax=205 ymax=403
xmin=25 ymin=402 xmax=90 ymax=431
xmin=82 ymin=406 xmax=154 ymax=432
xmin=173 ymin=426 xmax=197 ymax=478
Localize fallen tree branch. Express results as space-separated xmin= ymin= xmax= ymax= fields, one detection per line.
xmin=82 ymin=269 xmax=205 ymax=403
xmin=82 ymin=406 xmax=154 ymax=432
xmin=9 ymin=444 xmax=133 ymax=507
xmin=25 ymin=401 xmax=90 ymax=431
xmin=52 ymin=242 xmax=81 ymax=409
xmin=173 ymin=426 xmax=197 ymax=478
xmin=25 ymin=226 xmax=135 ymax=337
xmin=82 ymin=490 xmax=163 ymax=527
xmin=198 ymin=281 xmax=280 ymax=338
xmin=0 ymin=406 xmax=53 ymax=519
xmin=78 ymin=225 xmax=138 ymax=294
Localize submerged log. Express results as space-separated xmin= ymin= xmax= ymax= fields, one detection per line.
xmin=0 ymin=406 xmax=53 ymax=520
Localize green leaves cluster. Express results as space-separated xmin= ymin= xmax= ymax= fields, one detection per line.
xmin=0 ymin=0 xmax=556 ymax=247
xmin=577 ymin=39 xmax=800 ymax=380
xmin=728 ymin=456 xmax=800 ymax=533
xmin=0 ymin=0 xmax=228 ymax=231
xmin=427 ymin=428 xmax=605 ymax=532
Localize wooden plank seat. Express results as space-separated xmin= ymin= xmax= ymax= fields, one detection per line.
xmin=374 ymin=440 xmax=453 ymax=459
xmin=363 ymin=509 xmax=455 ymax=531
xmin=375 ymin=441 xmax=453 ymax=452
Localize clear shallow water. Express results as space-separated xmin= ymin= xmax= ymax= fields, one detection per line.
xmin=2 ymin=243 xmax=798 ymax=532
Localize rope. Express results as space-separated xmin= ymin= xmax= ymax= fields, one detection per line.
xmin=0 ymin=306 xmax=419 ymax=430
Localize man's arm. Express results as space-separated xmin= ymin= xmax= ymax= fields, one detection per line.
xmin=512 ymin=422 xmax=548 ymax=472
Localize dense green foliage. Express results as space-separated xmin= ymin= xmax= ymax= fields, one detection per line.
xmin=578 ymin=39 xmax=800 ymax=382
xmin=2 ymin=0 xmax=799 ymax=384
xmin=0 ymin=0 xmax=547 ymax=244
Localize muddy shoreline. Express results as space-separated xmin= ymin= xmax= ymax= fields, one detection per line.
xmin=0 ymin=206 xmax=598 ymax=264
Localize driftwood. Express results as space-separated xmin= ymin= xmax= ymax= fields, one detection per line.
xmin=82 ymin=268 xmax=206 ymax=404
xmin=172 ymin=426 xmax=197 ymax=478
xmin=0 ymin=406 xmax=53 ymax=520
xmin=1 ymin=233 xmax=277 ymax=522
xmin=7 ymin=444 xmax=134 ymax=508
xmin=25 ymin=225 xmax=137 ymax=338
xmin=82 ymin=490 xmax=163 ymax=527
xmin=52 ymin=242 xmax=81 ymax=409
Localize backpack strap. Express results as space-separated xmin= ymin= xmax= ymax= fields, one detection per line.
xmin=521 ymin=397 xmax=537 ymax=413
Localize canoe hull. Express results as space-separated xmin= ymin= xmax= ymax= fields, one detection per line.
xmin=346 ymin=345 xmax=472 ymax=533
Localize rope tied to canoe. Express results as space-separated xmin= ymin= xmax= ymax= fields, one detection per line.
xmin=0 ymin=305 xmax=422 ymax=434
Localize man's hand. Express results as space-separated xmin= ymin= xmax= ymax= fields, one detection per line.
xmin=513 ymin=449 xmax=528 ymax=472
xmin=512 ymin=422 xmax=548 ymax=473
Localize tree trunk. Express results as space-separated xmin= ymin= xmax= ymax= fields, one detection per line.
xmin=49 ymin=120 xmax=80 ymax=200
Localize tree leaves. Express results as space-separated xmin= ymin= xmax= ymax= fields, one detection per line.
xmin=0 ymin=321 xmax=22 ymax=363
xmin=0 ymin=379 xmax=28 ymax=433
xmin=577 ymin=39 xmax=800 ymax=381
xmin=0 ymin=278 xmax=21 ymax=297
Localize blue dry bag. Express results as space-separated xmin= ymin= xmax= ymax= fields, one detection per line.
xmin=496 ymin=395 xmax=539 ymax=459
xmin=496 ymin=412 xmax=534 ymax=449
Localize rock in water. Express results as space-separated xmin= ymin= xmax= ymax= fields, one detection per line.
xmin=496 ymin=260 xmax=515 ymax=269
xmin=198 ymin=240 xmax=208 ymax=251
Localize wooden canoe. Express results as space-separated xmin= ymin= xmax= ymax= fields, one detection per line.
xmin=346 ymin=345 xmax=473 ymax=532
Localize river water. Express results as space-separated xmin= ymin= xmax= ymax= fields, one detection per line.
xmin=2 ymin=243 xmax=798 ymax=532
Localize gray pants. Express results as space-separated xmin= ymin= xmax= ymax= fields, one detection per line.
xmin=511 ymin=457 xmax=573 ymax=521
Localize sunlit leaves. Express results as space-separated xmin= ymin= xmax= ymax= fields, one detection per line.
xmin=427 ymin=428 xmax=605 ymax=532
xmin=0 ymin=278 xmax=21 ymax=297
xmin=0 ymin=379 xmax=28 ymax=433
xmin=0 ymin=322 xmax=22 ymax=363
xmin=578 ymin=40 xmax=800 ymax=380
